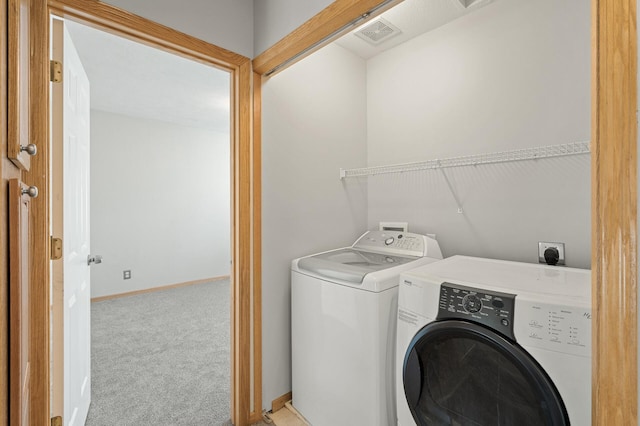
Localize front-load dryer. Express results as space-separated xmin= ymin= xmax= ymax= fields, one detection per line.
xmin=396 ymin=256 xmax=591 ymax=426
xmin=291 ymin=230 xmax=443 ymax=426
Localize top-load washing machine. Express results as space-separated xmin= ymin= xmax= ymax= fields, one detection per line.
xmin=396 ymin=256 xmax=591 ymax=426
xmin=291 ymin=230 xmax=443 ymax=426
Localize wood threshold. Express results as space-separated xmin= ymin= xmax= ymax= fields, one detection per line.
xmin=90 ymin=276 xmax=230 ymax=303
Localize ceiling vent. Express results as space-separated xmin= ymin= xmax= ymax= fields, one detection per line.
xmin=452 ymin=0 xmax=492 ymax=9
xmin=354 ymin=18 xmax=401 ymax=45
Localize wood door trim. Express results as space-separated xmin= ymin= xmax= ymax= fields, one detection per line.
xmin=591 ymin=0 xmax=638 ymax=423
xmin=47 ymin=0 xmax=247 ymax=69
xmin=25 ymin=0 xmax=50 ymax=423
xmin=30 ymin=1 xmax=260 ymax=425
xmin=9 ymin=179 xmax=30 ymax=425
xmin=7 ymin=0 xmax=32 ymax=170
xmin=250 ymin=71 xmax=263 ymax=424
xmin=232 ymin=58 xmax=252 ymax=424
xmin=1 ymin=0 xmax=11 ymax=421
xmin=252 ymin=0 xmax=401 ymax=76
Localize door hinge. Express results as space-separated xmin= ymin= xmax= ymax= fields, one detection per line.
xmin=51 ymin=416 xmax=62 ymax=426
xmin=50 ymin=237 xmax=62 ymax=260
xmin=50 ymin=60 xmax=62 ymax=83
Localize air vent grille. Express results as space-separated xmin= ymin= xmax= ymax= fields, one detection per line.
xmin=454 ymin=0 xmax=492 ymax=9
xmin=354 ymin=18 xmax=401 ymax=45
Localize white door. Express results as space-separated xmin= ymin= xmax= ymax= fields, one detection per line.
xmin=51 ymin=18 xmax=93 ymax=426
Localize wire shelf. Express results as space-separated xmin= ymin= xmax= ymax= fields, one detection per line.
xmin=339 ymin=141 xmax=591 ymax=179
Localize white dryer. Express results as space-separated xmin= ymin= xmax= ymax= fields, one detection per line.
xmin=291 ymin=230 xmax=443 ymax=426
xmin=396 ymin=256 xmax=591 ymax=426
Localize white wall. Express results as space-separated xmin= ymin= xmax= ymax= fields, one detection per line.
xmin=253 ymin=0 xmax=333 ymax=57
xmin=261 ymin=43 xmax=368 ymax=407
xmin=101 ymin=0 xmax=254 ymax=58
xmin=366 ymin=0 xmax=591 ymax=268
xmin=100 ymin=0 xmax=337 ymax=59
xmin=90 ymin=110 xmax=230 ymax=298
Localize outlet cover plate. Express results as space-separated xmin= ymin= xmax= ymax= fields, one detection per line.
xmin=123 ymin=270 xmax=131 ymax=280
xmin=538 ymin=242 xmax=565 ymax=265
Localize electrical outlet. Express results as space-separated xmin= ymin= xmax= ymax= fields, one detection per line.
xmin=123 ymin=270 xmax=131 ymax=280
xmin=538 ymin=242 xmax=565 ymax=265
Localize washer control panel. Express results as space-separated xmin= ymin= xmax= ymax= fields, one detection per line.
xmin=437 ymin=283 xmax=516 ymax=341
xmin=353 ymin=230 xmax=428 ymax=257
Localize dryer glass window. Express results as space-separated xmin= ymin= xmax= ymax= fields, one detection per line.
xmin=403 ymin=321 xmax=568 ymax=426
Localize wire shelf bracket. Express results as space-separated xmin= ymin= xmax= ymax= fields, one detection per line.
xmin=339 ymin=141 xmax=591 ymax=179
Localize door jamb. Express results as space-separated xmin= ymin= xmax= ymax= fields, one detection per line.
xmin=29 ymin=1 xmax=262 ymax=425
xmin=591 ymin=0 xmax=638 ymax=423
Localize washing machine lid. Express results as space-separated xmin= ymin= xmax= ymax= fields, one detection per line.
xmin=297 ymin=248 xmax=418 ymax=284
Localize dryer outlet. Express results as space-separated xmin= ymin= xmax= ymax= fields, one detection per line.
xmin=538 ymin=242 xmax=565 ymax=266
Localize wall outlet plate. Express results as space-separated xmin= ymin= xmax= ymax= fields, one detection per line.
xmin=538 ymin=242 xmax=565 ymax=265
xmin=123 ymin=270 xmax=131 ymax=280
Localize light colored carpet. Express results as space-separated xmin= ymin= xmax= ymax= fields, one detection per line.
xmin=86 ymin=280 xmax=232 ymax=425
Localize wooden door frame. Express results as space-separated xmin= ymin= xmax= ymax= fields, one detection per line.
xmin=253 ymin=0 xmax=638 ymax=423
xmin=1 ymin=0 xmax=16 ymax=422
xmin=591 ymin=0 xmax=638 ymax=423
xmin=26 ymin=0 xmax=262 ymax=425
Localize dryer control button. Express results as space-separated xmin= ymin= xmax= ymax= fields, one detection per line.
xmin=463 ymin=295 xmax=482 ymax=313
xmin=384 ymin=237 xmax=395 ymax=245
xmin=492 ymin=299 xmax=505 ymax=309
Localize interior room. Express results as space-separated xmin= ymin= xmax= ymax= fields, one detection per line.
xmin=63 ymin=21 xmax=232 ymax=299
xmin=50 ymin=20 xmax=234 ymax=424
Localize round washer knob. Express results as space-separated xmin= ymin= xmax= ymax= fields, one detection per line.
xmin=384 ymin=237 xmax=395 ymax=245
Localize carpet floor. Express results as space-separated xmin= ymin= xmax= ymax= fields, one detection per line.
xmin=86 ymin=280 xmax=232 ymax=425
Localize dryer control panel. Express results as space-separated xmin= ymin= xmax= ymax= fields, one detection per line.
xmin=436 ymin=283 xmax=517 ymax=341
xmin=515 ymin=300 xmax=591 ymax=357
xmin=352 ymin=230 xmax=442 ymax=259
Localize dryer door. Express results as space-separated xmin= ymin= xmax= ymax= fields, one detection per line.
xmin=403 ymin=320 xmax=569 ymax=426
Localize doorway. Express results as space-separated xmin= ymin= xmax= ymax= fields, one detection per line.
xmin=49 ymin=17 xmax=233 ymax=424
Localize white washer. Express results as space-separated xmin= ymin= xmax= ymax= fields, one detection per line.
xmin=396 ymin=256 xmax=591 ymax=426
xmin=291 ymin=230 xmax=443 ymax=426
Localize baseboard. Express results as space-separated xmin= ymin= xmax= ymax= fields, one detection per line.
xmin=90 ymin=275 xmax=230 ymax=302
xmin=249 ymin=411 xmax=264 ymax=424
xmin=272 ymin=391 xmax=293 ymax=413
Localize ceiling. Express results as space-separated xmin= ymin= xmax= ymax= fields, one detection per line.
xmin=64 ymin=0 xmax=495 ymax=130
xmin=65 ymin=20 xmax=230 ymax=133
xmin=335 ymin=0 xmax=496 ymax=59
